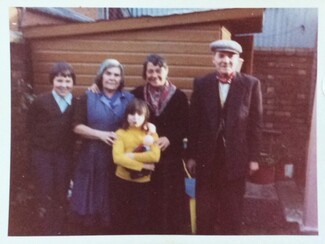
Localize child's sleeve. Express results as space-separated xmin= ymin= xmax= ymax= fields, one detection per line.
xmin=112 ymin=131 xmax=145 ymax=171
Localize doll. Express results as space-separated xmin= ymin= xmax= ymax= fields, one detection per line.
xmin=129 ymin=123 xmax=156 ymax=179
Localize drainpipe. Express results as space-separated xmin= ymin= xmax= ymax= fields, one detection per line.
xmin=301 ymin=82 xmax=317 ymax=233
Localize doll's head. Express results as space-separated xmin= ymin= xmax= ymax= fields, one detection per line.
xmin=122 ymin=99 xmax=150 ymax=130
xmin=143 ymin=134 xmax=154 ymax=146
xmin=142 ymin=122 xmax=156 ymax=146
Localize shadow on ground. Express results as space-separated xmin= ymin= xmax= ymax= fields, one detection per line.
xmin=8 ymin=180 xmax=302 ymax=236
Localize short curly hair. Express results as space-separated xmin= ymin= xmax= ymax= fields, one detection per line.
xmin=142 ymin=54 xmax=168 ymax=80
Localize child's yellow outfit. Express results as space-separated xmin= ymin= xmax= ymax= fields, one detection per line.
xmin=113 ymin=127 xmax=160 ymax=183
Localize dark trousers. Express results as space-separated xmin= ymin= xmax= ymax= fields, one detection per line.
xmin=114 ymin=177 xmax=150 ymax=234
xmin=196 ymin=176 xmax=246 ymax=235
xmin=196 ymin=138 xmax=246 ymax=235
xmin=148 ymin=159 xmax=187 ymax=234
xmin=32 ymin=149 xmax=72 ymax=235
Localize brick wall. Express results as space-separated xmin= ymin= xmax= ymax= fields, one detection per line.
xmin=254 ymin=48 xmax=316 ymax=185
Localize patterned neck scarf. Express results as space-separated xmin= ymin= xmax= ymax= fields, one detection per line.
xmin=144 ymin=79 xmax=176 ymax=116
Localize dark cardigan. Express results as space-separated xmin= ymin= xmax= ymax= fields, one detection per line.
xmin=26 ymin=92 xmax=76 ymax=153
xmin=131 ymin=86 xmax=189 ymax=160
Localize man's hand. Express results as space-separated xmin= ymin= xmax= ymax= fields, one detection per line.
xmin=186 ymin=158 xmax=196 ymax=176
xmin=249 ymin=161 xmax=259 ymax=175
xmin=156 ymin=136 xmax=170 ymax=151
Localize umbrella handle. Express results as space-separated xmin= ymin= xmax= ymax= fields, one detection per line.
xmin=182 ymin=159 xmax=192 ymax=179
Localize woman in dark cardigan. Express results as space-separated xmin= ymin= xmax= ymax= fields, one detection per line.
xmin=27 ymin=62 xmax=76 ymax=235
xmin=132 ymin=54 xmax=189 ymax=234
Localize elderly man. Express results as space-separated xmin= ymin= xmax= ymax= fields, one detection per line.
xmin=187 ymin=40 xmax=263 ymax=234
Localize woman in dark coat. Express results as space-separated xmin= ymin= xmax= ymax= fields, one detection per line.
xmin=132 ymin=54 xmax=189 ymax=234
xmin=69 ymin=59 xmax=133 ymax=233
xmin=27 ymin=62 xmax=76 ymax=235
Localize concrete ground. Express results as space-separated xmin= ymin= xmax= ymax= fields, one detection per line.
xmin=241 ymin=180 xmax=303 ymax=235
xmin=8 ymin=179 xmax=311 ymax=236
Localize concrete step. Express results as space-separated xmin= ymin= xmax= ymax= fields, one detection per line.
xmin=275 ymin=180 xmax=304 ymax=227
xmin=245 ymin=181 xmax=278 ymax=200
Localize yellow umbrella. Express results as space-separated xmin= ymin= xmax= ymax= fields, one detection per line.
xmin=183 ymin=160 xmax=196 ymax=234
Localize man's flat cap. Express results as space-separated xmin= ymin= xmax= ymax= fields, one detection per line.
xmin=209 ymin=40 xmax=242 ymax=54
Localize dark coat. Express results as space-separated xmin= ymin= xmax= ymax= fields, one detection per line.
xmin=26 ymin=92 xmax=76 ymax=153
xmin=131 ymin=85 xmax=189 ymax=233
xmin=188 ymin=72 xmax=263 ymax=184
xmin=132 ymin=86 xmax=189 ymax=161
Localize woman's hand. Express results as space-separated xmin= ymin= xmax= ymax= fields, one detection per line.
xmin=88 ymin=83 xmax=100 ymax=93
xmin=97 ymin=131 xmax=117 ymax=145
xmin=142 ymin=163 xmax=155 ymax=171
xmin=74 ymin=124 xmax=116 ymax=145
xmin=156 ymin=136 xmax=170 ymax=151
xmin=144 ymin=122 xmax=156 ymax=134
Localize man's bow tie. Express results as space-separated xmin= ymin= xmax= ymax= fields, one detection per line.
xmin=216 ymin=73 xmax=234 ymax=84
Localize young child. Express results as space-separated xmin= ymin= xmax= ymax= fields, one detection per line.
xmin=26 ymin=61 xmax=76 ymax=235
xmin=112 ymin=98 xmax=160 ymax=234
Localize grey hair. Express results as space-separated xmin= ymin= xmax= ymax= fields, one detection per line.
xmin=95 ymin=59 xmax=125 ymax=91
